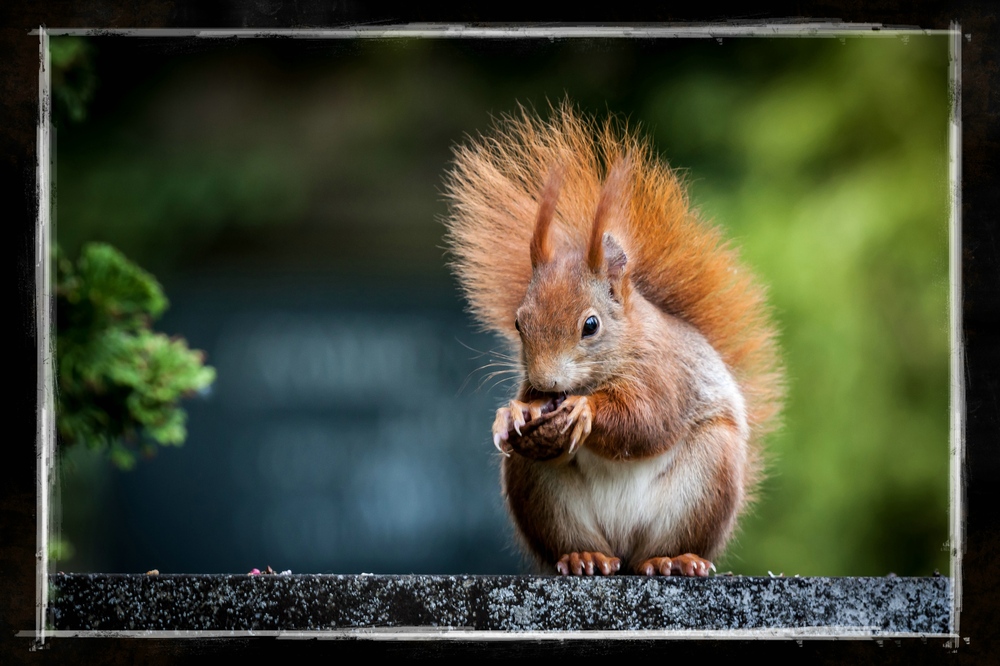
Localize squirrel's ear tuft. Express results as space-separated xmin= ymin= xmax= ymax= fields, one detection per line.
xmin=603 ymin=233 xmax=631 ymax=303
xmin=530 ymin=166 xmax=564 ymax=269
xmin=604 ymin=233 xmax=627 ymax=279
xmin=587 ymin=157 xmax=630 ymax=273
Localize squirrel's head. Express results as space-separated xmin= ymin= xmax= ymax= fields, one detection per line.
xmin=514 ymin=160 xmax=634 ymax=395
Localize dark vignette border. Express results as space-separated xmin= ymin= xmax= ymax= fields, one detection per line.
xmin=1 ymin=2 xmax=996 ymax=664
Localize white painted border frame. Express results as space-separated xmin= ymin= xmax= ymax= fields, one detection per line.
xmin=32 ymin=21 xmax=964 ymax=648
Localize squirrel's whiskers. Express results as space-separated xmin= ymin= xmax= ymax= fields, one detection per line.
xmin=444 ymin=101 xmax=784 ymax=577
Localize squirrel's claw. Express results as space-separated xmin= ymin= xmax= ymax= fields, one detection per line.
xmin=491 ymin=407 xmax=513 ymax=455
xmin=510 ymin=400 xmax=529 ymax=435
xmin=559 ymin=395 xmax=593 ymax=453
xmin=492 ymin=432 xmax=511 ymax=456
xmin=556 ymin=551 xmax=621 ymax=576
xmin=639 ymin=554 xmax=714 ymax=577
xmin=493 ymin=399 xmax=535 ymax=454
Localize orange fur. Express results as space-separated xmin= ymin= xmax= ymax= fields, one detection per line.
xmin=444 ymin=102 xmax=783 ymax=468
xmin=442 ymin=101 xmax=785 ymax=573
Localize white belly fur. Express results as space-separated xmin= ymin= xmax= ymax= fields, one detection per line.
xmin=538 ymin=437 xmax=711 ymax=560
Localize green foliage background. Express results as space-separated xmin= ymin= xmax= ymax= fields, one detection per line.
xmin=51 ymin=34 xmax=951 ymax=576
xmin=55 ymin=243 xmax=216 ymax=470
xmin=659 ymin=40 xmax=952 ymax=576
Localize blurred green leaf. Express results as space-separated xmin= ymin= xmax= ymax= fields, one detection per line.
xmin=50 ymin=36 xmax=97 ymax=124
xmin=55 ymin=243 xmax=216 ymax=470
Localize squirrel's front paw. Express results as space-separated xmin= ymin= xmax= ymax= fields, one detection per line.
xmin=493 ymin=394 xmax=593 ymax=460
xmin=557 ymin=394 xmax=593 ymax=453
xmin=494 ymin=397 xmax=580 ymax=460
xmin=492 ymin=399 xmax=546 ymax=455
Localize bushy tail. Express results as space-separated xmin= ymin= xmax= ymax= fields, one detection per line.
xmin=443 ymin=101 xmax=784 ymax=457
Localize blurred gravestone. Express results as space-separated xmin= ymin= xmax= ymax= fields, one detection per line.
xmin=107 ymin=276 xmax=523 ymax=574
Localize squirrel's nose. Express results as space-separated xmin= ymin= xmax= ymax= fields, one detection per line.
xmin=527 ymin=357 xmax=571 ymax=393
xmin=541 ymin=377 xmax=563 ymax=392
xmin=527 ymin=372 xmax=560 ymax=393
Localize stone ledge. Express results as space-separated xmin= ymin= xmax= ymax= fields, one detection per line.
xmin=48 ymin=574 xmax=951 ymax=635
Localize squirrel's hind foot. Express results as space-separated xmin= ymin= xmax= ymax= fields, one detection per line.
xmin=556 ymin=551 xmax=621 ymax=576
xmin=638 ymin=554 xmax=715 ymax=577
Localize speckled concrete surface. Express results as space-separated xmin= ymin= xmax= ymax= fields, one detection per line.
xmin=48 ymin=574 xmax=951 ymax=634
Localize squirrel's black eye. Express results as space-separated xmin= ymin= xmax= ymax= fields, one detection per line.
xmin=582 ymin=315 xmax=600 ymax=338
xmin=514 ymin=318 xmax=521 ymax=333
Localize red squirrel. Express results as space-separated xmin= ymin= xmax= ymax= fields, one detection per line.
xmin=443 ymin=103 xmax=784 ymax=576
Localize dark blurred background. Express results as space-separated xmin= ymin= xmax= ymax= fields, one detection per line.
xmin=50 ymin=33 xmax=951 ymax=576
